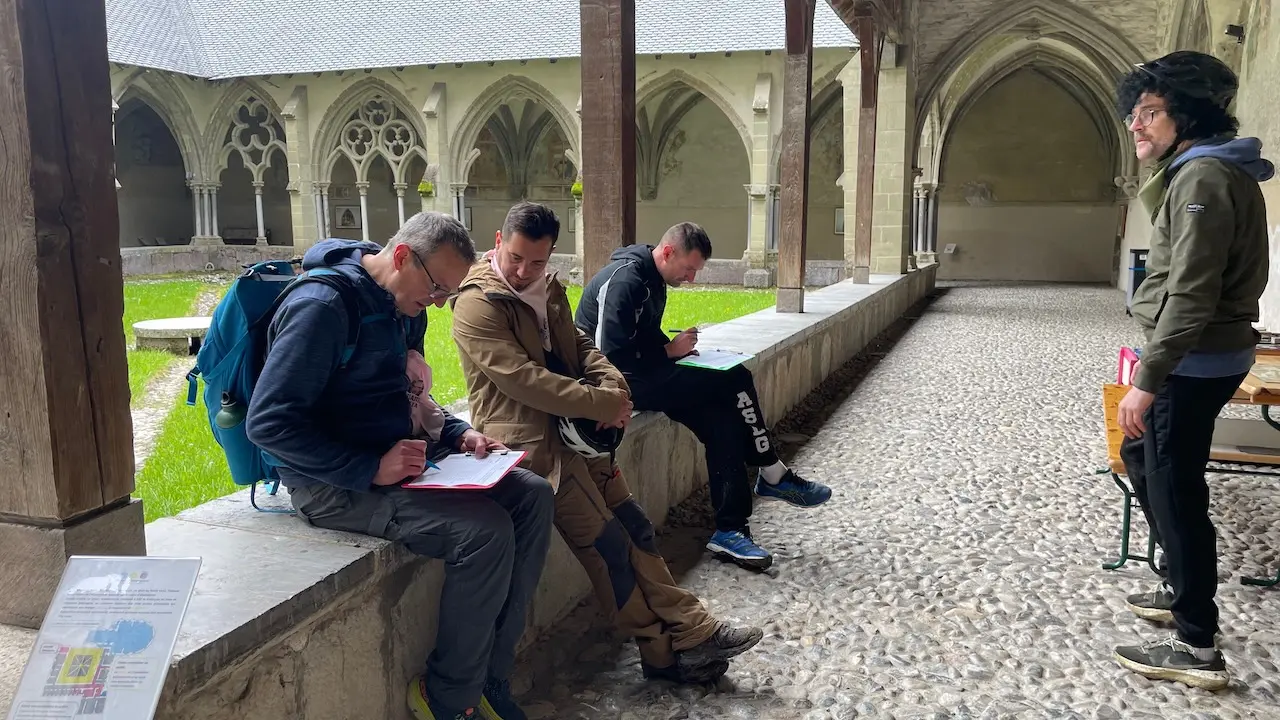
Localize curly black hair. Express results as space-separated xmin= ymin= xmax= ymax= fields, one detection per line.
xmin=1115 ymin=57 xmax=1239 ymax=142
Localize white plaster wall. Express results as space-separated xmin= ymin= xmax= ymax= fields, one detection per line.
xmin=937 ymin=204 xmax=1118 ymax=282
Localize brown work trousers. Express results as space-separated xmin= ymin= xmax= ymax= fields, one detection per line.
xmin=554 ymin=457 xmax=719 ymax=668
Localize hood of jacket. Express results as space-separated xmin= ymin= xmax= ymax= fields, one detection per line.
xmin=1170 ymin=135 xmax=1276 ymax=182
xmin=457 ymin=254 xmax=560 ymax=299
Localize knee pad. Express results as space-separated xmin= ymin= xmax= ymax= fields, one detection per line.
xmin=613 ymin=499 xmax=658 ymax=554
xmin=594 ymin=518 xmax=637 ymax=609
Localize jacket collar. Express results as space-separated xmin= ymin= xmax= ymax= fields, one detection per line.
xmin=455 ymin=257 xmax=561 ymax=302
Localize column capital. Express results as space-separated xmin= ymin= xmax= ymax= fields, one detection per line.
xmin=1114 ymin=175 xmax=1142 ymax=200
xmin=744 ymin=183 xmax=771 ymax=199
xmin=317 ymin=181 xmax=332 ymax=193
xmin=355 ymin=181 xmax=370 ymax=195
xmin=251 ymin=180 xmax=265 ymax=192
xmin=449 ymin=182 xmax=468 ymax=196
xmin=394 ymin=182 xmax=408 ymax=196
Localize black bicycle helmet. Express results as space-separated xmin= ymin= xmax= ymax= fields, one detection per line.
xmin=557 ymin=415 xmax=624 ymax=459
xmin=1132 ymin=50 xmax=1238 ymax=110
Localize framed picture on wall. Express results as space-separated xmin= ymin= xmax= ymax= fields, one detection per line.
xmin=463 ymin=206 xmax=473 ymax=231
xmin=335 ymin=205 xmax=361 ymax=230
xmin=834 ymin=208 xmax=845 ymax=235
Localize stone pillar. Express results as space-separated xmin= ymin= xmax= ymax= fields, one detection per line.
xmin=252 ymin=180 xmax=267 ymax=245
xmin=922 ymin=182 xmax=938 ymax=263
xmin=850 ymin=12 xmax=879 ymax=285
xmin=871 ymin=56 xmax=915 ymax=275
xmin=282 ymin=85 xmax=317 ymax=250
xmin=422 ymin=83 xmax=453 ymax=216
xmin=776 ymin=0 xmax=814 ymax=313
xmin=395 ymin=182 xmax=407 ymax=227
xmin=579 ymin=0 xmax=637 ymax=282
xmin=189 ymin=180 xmax=202 ymax=237
xmin=573 ymin=195 xmax=585 ymax=270
xmin=318 ymin=182 xmax=332 ymax=237
xmin=0 ymin=0 xmax=146 ymax=628
xmin=912 ymin=185 xmax=925 ymax=258
xmin=744 ymin=72 xmax=773 ymax=270
xmin=451 ymin=182 xmax=467 ymax=222
xmin=210 ymin=183 xmax=220 ymax=238
xmin=356 ymin=181 xmax=370 ymax=243
xmin=744 ymin=184 xmax=774 ymax=287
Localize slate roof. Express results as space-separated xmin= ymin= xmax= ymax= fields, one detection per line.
xmin=106 ymin=0 xmax=856 ymax=80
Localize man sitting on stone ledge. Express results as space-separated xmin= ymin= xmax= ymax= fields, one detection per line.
xmin=451 ymin=202 xmax=763 ymax=685
xmin=575 ymin=222 xmax=833 ymax=572
xmin=245 ymin=212 xmax=555 ymax=720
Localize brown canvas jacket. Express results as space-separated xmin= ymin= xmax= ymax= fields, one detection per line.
xmin=450 ymin=258 xmax=629 ymax=490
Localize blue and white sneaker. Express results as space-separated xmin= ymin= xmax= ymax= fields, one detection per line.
xmin=706 ymin=530 xmax=773 ymax=570
xmin=754 ymin=470 xmax=832 ymax=507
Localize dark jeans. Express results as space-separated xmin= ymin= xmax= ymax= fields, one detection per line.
xmin=287 ymin=468 xmax=555 ymax=709
xmin=630 ymin=362 xmax=778 ymax=532
xmin=1119 ymin=372 xmax=1245 ymax=648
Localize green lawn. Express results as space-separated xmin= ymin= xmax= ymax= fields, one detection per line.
xmin=123 ymin=278 xmax=222 ymax=404
xmin=133 ymin=285 xmax=779 ymax=521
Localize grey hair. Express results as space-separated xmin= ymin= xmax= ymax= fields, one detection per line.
xmin=388 ymin=211 xmax=477 ymax=264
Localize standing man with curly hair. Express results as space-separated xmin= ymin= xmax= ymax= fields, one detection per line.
xmin=1111 ymin=50 xmax=1273 ymax=691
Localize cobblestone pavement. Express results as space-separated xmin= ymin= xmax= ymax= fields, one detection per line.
xmin=511 ymin=284 xmax=1280 ymax=719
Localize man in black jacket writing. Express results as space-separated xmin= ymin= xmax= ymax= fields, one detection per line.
xmin=575 ymin=222 xmax=832 ymax=571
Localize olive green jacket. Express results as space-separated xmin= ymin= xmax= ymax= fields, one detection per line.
xmin=1129 ymin=145 xmax=1270 ymax=392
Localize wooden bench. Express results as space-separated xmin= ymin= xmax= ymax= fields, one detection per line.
xmin=1101 ymin=382 xmax=1280 ymax=586
xmin=222 ymin=227 xmax=270 ymax=246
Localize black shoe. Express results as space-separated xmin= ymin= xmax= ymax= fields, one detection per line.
xmin=478 ymin=677 xmax=526 ymax=720
xmin=1114 ymin=636 xmax=1229 ymax=691
xmin=678 ymin=623 xmax=763 ymax=667
xmin=642 ymin=658 xmax=730 ymax=684
xmin=1125 ymin=582 xmax=1174 ymax=623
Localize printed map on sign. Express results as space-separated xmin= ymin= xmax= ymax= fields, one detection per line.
xmin=8 ymin=557 xmax=200 ymax=720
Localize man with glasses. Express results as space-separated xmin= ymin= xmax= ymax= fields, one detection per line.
xmin=246 ymin=212 xmax=556 ymax=720
xmin=1111 ymin=50 xmax=1273 ymax=691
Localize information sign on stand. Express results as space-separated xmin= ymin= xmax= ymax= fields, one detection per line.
xmin=7 ymin=556 xmax=201 ymax=720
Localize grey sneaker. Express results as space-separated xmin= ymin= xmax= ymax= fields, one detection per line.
xmin=679 ymin=623 xmax=763 ymax=667
xmin=1115 ymin=636 xmax=1228 ymax=691
xmin=1125 ymin=582 xmax=1174 ymax=623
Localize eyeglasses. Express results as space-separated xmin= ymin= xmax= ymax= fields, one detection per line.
xmin=410 ymin=249 xmax=458 ymax=300
xmin=1125 ymin=107 xmax=1166 ymax=128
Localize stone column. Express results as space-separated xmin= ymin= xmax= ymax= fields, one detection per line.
xmin=451 ymin=182 xmax=468 ymax=222
xmin=0 ymin=0 xmax=146 ymax=627
xmin=922 ymin=182 xmax=938 ymax=263
xmin=395 ymin=182 xmax=407 ymax=227
xmin=744 ymin=72 xmax=773 ymax=271
xmin=870 ymin=53 xmax=915 ymax=275
xmin=318 ymin=182 xmax=332 ymax=237
xmin=189 ymin=180 xmax=202 ymax=238
xmin=840 ymin=57 xmax=860 ymax=277
xmin=356 ymin=181 xmax=370 ymax=243
xmin=422 ymin=83 xmax=453 ymax=216
xmin=912 ymin=185 xmax=926 ymax=258
xmin=210 ymin=183 xmax=220 ymax=238
xmin=252 ymin=180 xmax=267 ymax=245
xmin=573 ymin=195 xmax=585 ymax=271
xmin=282 ymin=86 xmax=317 ymax=250
xmin=744 ymin=184 xmax=773 ymax=287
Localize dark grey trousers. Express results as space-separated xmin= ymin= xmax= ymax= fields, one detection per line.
xmin=287 ymin=468 xmax=555 ymax=709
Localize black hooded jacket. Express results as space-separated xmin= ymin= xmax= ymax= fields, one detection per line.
xmin=574 ymin=244 xmax=671 ymax=377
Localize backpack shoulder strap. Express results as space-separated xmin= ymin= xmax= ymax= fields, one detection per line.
xmin=300 ymin=268 xmax=366 ymax=367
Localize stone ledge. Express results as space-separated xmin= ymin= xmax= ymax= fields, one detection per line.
xmin=132 ymin=265 xmax=936 ymax=719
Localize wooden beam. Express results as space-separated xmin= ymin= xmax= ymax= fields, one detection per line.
xmin=851 ymin=9 xmax=881 ymax=284
xmin=0 ymin=0 xmax=144 ymax=627
xmin=776 ymin=0 xmax=815 ymax=313
xmin=579 ymin=0 xmax=637 ymax=281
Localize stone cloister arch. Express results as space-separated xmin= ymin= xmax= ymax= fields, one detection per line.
xmin=913 ymin=1 xmax=1144 ymax=283
xmin=451 ymin=76 xmax=580 ymax=249
xmin=314 ymin=79 xmax=429 ymax=243
xmin=206 ymin=83 xmax=291 ymax=245
xmin=634 ymin=69 xmax=754 ymax=258
xmin=113 ymin=74 xmax=204 ymax=247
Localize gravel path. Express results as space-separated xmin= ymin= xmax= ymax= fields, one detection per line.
xmin=511 ymin=283 xmax=1280 ymax=720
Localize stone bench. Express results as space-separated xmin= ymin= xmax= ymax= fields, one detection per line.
xmin=147 ymin=266 xmax=938 ymax=719
xmin=133 ymin=316 xmax=212 ymax=354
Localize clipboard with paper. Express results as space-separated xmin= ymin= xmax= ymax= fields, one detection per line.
xmin=402 ymin=450 xmax=528 ymax=490
xmin=675 ymin=347 xmax=753 ymax=371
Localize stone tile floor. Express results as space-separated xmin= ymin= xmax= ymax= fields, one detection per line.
xmin=510 ymin=284 xmax=1280 ymax=720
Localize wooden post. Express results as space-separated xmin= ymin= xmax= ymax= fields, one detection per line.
xmin=580 ymin=0 xmax=637 ymax=282
xmin=776 ymin=0 xmax=815 ymax=313
xmin=0 ymin=0 xmax=145 ymax=628
xmin=851 ymin=9 xmax=880 ymax=284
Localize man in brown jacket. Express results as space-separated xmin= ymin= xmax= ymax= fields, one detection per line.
xmin=451 ymin=202 xmax=763 ymax=685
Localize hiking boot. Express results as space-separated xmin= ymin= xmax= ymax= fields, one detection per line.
xmin=754 ymin=469 xmax=832 ymax=507
xmin=678 ymin=623 xmax=764 ymax=667
xmin=707 ymin=529 xmax=773 ymax=570
xmin=1114 ymin=636 xmax=1229 ymax=691
xmin=1126 ymin=582 xmax=1174 ymax=623
xmin=407 ymin=674 xmax=478 ymax=720
xmin=478 ymin=677 xmax=526 ymax=720
xmin=642 ymin=658 xmax=730 ymax=684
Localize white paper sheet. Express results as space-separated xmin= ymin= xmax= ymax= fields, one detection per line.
xmin=402 ymin=450 xmax=528 ymax=490
xmin=676 ymin=347 xmax=753 ymax=371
